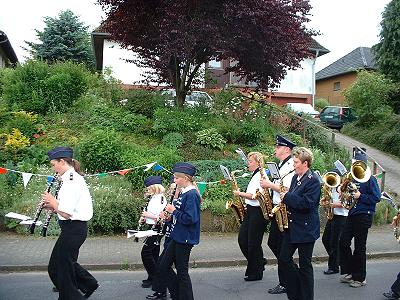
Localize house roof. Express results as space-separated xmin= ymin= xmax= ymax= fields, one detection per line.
xmin=316 ymin=47 xmax=376 ymax=81
xmin=0 ymin=31 xmax=19 ymax=66
xmin=308 ymin=38 xmax=330 ymax=57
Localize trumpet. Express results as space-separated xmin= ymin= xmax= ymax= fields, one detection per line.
xmin=320 ymin=171 xmax=341 ymax=220
xmin=340 ymin=160 xmax=371 ymax=210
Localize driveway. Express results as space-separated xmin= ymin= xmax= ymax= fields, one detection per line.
xmin=333 ymin=132 xmax=400 ymax=197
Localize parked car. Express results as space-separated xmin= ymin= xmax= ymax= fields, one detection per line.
xmin=319 ymin=106 xmax=357 ymax=130
xmin=284 ymin=103 xmax=320 ymax=119
xmin=161 ymin=89 xmax=213 ymax=107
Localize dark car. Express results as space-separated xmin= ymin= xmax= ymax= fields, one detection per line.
xmin=319 ymin=106 xmax=356 ymax=130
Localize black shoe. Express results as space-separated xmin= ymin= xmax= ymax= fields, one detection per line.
xmin=146 ymin=292 xmax=167 ymax=300
xmin=142 ymin=280 xmax=152 ymax=288
xmin=244 ymin=275 xmax=263 ymax=281
xmin=262 ymin=257 xmax=267 ymax=271
xmin=383 ymin=290 xmax=400 ymax=299
xmin=268 ymin=284 xmax=286 ymax=294
xmin=84 ymin=283 xmax=99 ymax=299
xmin=52 ymin=286 xmax=59 ymax=292
xmin=142 ymin=278 xmax=151 ymax=283
xmin=323 ymin=269 xmax=339 ymax=275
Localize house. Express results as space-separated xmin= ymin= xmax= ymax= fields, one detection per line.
xmin=205 ymin=39 xmax=329 ymax=106
xmin=92 ymin=29 xmax=328 ymax=105
xmin=315 ymin=47 xmax=376 ymax=105
xmin=0 ymin=31 xmax=18 ymax=68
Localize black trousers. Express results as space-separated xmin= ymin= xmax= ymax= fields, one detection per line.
xmin=339 ymin=214 xmax=373 ymax=282
xmin=238 ymin=205 xmax=269 ymax=278
xmin=267 ymin=216 xmax=284 ymax=286
xmin=141 ymin=235 xmax=161 ymax=280
xmin=322 ymin=215 xmax=347 ymax=272
xmin=279 ymin=232 xmax=315 ymax=300
xmin=158 ymin=240 xmax=194 ymax=300
xmin=48 ymin=220 xmax=97 ymax=300
xmin=391 ymin=272 xmax=400 ymax=295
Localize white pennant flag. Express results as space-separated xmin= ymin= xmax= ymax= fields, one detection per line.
xmin=22 ymin=172 xmax=33 ymax=188
xmin=143 ymin=162 xmax=156 ymax=172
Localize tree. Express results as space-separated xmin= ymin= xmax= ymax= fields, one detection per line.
xmin=98 ymin=0 xmax=315 ymax=107
xmin=24 ymin=10 xmax=95 ymax=70
xmin=343 ymin=70 xmax=395 ymax=126
xmin=374 ymin=0 xmax=400 ymax=82
xmin=373 ymin=0 xmax=400 ymax=113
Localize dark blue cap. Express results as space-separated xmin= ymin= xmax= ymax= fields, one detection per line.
xmin=276 ymin=135 xmax=296 ymax=149
xmin=172 ymin=162 xmax=197 ymax=176
xmin=144 ymin=176 xmax=163 ymax=187
xmin=354 ymin=152 xmax=367 ymax=163
xmin=48 ymin=146 xmax=73 ymax=160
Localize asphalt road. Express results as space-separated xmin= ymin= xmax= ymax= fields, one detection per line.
xmin=0 ymin=259 xmax=398 ymax=300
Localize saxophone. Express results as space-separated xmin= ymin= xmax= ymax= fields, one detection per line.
xmin=226 ymin=170 xmax=247 ymax=225
xmin=393 ymin=210 xmax=400 ymax=243
xmin=271 ymin=173 xmax=291 ymax=232
xmin=254 ymin=164 xmax=273 ymax=220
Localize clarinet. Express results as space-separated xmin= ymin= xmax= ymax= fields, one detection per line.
xmin=29 ymin=174 xmax=57 ymax=234
xmin=40 ymin=179 xmax=63 ymax=237
xmin=153 ymin=183 xmax=177 ymax=235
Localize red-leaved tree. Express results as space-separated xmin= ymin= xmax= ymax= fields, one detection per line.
xmin=99 ymin=0 xmax=315 ymax=107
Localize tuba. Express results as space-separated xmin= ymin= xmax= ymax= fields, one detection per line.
xmin=226 ymin=170 xmax=247 ymax=225
xmin=320 ymin=171 xmax=341 ymax=220
xmin=254 ymin=164 xmax=273 ymax=220
xmin=340 ymin=160 xmax=371 ymax=210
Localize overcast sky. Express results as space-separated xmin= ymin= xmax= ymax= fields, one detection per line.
xmin=0 ymin=0 xmax=391 ymax=71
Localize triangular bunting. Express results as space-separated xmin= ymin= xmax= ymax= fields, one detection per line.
xmin=153 ymin=164 xmax=163 ymax=171
xmin=197 ymin=182 xmax=207 ymax=197
xmin=118 ymin=169 xmax=130 ymax=176
xmin=144 ymin=162 xmax=156 ymax=172
xmin=22 ymin=173 xmax=33 ymax=188
xmin=97 ymin=173 xmax=108 ymax=178
xmin=0 ymin=167 xmax=7 ymax=174
xmin=47 ymin=175 xmax=55 ymax=185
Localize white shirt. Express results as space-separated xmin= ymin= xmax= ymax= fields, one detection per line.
xmin=145 ymin=193 xmax=167 ymax=224
xmin=272 ymin=158 xmax=295 ymax=205
xmin=245 ymin=170 xmax=267 ymax=207
xmin=57 ymin=168 xmax=93 ymax=221
xmin=332 ymin=188 xmax=348 ymax=216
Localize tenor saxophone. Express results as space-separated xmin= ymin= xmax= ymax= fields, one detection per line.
xmin=254 ymin=165 xmax=273 ymax=220
xmin=226 ymin=170 xmax=247 ymax=225
xmin=394 ymin=211 xmax=400 ymax=243
xmin=271 ymin=177 xmax=290 ymax=232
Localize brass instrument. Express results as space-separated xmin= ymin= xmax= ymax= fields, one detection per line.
xmin=272 ymin=172 xmax=292 ymax=232
xmin=340 ymin=160 xmax=371 ymax=210
xmin=394 ymin=211 xmax=400 ymax=243
xmin=226 ymin=170 xmax=247 ymax=225
xmin=254 ymin=164 xmax=273 ymax=220
xmin=320 ymin=171 xmax=341 ymax=220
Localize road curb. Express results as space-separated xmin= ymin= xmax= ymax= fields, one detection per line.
xmin=1 ymin=252 xmax=399 ymax=273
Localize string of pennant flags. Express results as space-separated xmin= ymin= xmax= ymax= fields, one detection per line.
xmin=0 ymin=163 xmax=251 ymax=197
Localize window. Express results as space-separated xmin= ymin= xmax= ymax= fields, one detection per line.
xmin=333 ymin=81 xmax=341 ymax=91
xmin=208 ymin=59 xmax=222 ymax=69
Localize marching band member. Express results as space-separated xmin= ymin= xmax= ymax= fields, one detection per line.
xmin=156 ymin=162 xmax=200 ymax=300
xmin=140 ymin=176 xmax=167 ymax=288
xmin=383 ymin=215 xmax=400 ymax=299
xmin=279 ymin=147 xmax=320 ymax=300
xmin=321 ymin=168 xmax=348 ymax=275
xmin=260 ymin=135 xmax=296 ymax=294
xmin=234 ymin=152 xmax=269 ymax=281
xmin=43 ymin=147 xmax=98 ymax=300
xmin=339 ymin=151 xmax=380 ymax=288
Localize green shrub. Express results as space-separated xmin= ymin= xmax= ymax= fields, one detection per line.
xmin=78 ymin=129 xmax=125 ymax=172
xmin=238 ymin=121 xmax=263 ymax=146
xmin=152 ymin=107 xmax=206 ymax=136
xmin=1 ymin=60 xmax=91 ymax=115
xmin=201 ymin=184 xmax=232 ymax=216
xmin=122 ymin=113 xmax=152 ymax=134
xmin=315 ymin=98 xmax=329 ymax=111
xmin=373 ymin=200 xmax=398 ymax=225
xmin=196 ymin=128 xmax=226 ymax=150
xmin=211 ymin=88 xmax=243 ymax=112
xmin=163 ymin=132 xmax=185 ymax=149
xmin=88 ymin=176 xmax=141 ymax=234
xmin=124 ymin=89 xmax=166 ymax=118
xmin=180 ymin=142 xmax=224 ymax=161
xmin=6 ymin=111 xmax=39 ymax=140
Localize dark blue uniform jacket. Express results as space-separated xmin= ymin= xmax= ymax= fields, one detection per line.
xmin=349 ymin=176 xmax=381 ymax=216
xmin=170 ymin=188 xmax=201 ymax=245
xmin=283 ymin=170 xmax=321 ymax=244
